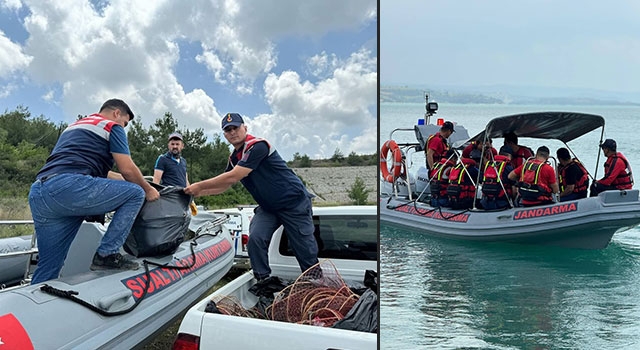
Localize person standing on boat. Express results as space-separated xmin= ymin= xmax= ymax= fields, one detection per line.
xmin=590 ymin=139 xmax=633 ymax=196
xmin=28 ymin=99 xmax=160 ymax=284
xmin=184 ymin=113 xmax=319 ymax=282
xmin=426 ymin=121 xmax=455 ymax=171
xmin=503 ymin=132 xmax=534 ymax=169
xmin=153 ymin=132 xmax=189 ymax=187
xmin=507 ymin=146 xmax=559 ymax=207
xmin=556 ymin=147 xmax=589 ymax=201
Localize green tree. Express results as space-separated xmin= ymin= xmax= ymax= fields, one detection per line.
xmin=347 ymin=176 xmax=370 ymax=205
xmin=331 ymin=147 xmax=344 ymax=164
xmin=347 ymin=151 xmax=363 ymax=166
xmin=299 ymin=154 xmax=312 ymax=168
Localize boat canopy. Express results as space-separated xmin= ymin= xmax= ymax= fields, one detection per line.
xmin=468 ymin=112 xmax=605 ymax=144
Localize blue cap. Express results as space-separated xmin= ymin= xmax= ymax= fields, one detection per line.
xmin=222 ymin=113 xmax=244 ymax=130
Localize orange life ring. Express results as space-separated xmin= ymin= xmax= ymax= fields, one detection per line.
xmin=380 ymin=140 xmax=404 ymax=183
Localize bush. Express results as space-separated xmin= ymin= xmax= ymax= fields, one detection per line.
xmin=347 ymin=176 xmax=370 ymax=205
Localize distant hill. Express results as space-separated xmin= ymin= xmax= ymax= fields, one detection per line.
xmin=381 ymin=85 xmax=640 ymax=106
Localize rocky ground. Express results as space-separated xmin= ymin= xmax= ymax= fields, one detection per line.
xmin=293 ymin=165 xmax=378 ymax=204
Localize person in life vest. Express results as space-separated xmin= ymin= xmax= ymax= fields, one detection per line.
xmin=426 ymin=121 xmax=455 ymax=171
xmin=556 ymin=147 xmax=589 ymax=201
xmin=185 ymin=113 xmax=319 ymax=281
xmin=429 ymin=149 xmax=457 ymax=207
xmin=590 ymin=139 xmax=633 ymax=196
xmin=446 ymin=157 xmax=479 ymax=209
xmin=508 ymin=146 xmax=560 ymax=207
xmin=504 ymin=132 xmax=534 ymax=169
xmin=462 ymin=138 xmax=497 ymax=168
xmin=480 ymin=145 xmax=515 ymax=210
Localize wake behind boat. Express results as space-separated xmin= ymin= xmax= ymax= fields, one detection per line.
xmin=0 ymin=210 xmax=234 ymax=349
xmin=380 ymin=98 xmax=640 ymax=249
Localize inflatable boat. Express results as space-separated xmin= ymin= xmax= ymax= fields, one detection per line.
xmin=380 ymin=104 xmax=640 ymax=249
xmin=0 ymin=212 xmax=234 ymax=349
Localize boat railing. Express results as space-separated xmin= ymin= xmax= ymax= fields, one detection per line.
xmin=389 ymin=127 xmax=419 ymax=143
xmin=0 ymin=220 xmax=37 ymax=289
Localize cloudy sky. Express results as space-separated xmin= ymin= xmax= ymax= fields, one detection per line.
xmin=0 ymin=0 xmax=377 ymax=161
xmin=381 ymin=0 xmax=640 ymax=95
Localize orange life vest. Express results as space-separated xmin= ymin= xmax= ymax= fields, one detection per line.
xmin=426 ymin=133 xmax=449 ymax=165
xmin=447 ymin=158 xmax=477 ymax=203
xmin=604 ymin=152 xmax=633 ymax=189
xmin=518 ymin=159 xmax=552 ymax=202
xmin=430 ymin=158 xmax=455 ymax=199
xmin=482 ymin=155 xmax=512 ymax=199
xmin=558 ymin=159 xmax=589 ymax=194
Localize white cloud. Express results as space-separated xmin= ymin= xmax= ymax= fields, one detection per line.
xmin=10 ymin=0 xmax=375 ymax=143
xmin=41 ymin=89 xmax=54 ymax=102
xmin=252 ymin=48 xmax=377 ymax=160
xmin=0 ymin=83 xmax=16 ymax=98
xmin=0 ymin=0 xmax=22 ymax=11
xmin=0 ymin=31 xmax=32 ymax=77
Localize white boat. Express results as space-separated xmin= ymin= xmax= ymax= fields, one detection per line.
xmin=380 ymin=101 xmax=640 ymax=249
xmin=0 ymin=212 xmax=234 ymax=349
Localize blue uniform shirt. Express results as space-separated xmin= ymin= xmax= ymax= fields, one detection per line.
xmin=226 ymin=139 xmax=310 ymax=211
xmin=154 ymin=152 xmax=188 ymax=187
xmin=37 ymin=115 xmax=129 ymax=179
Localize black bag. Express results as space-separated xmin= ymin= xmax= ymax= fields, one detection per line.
xmin=332 ymin=289 xmax=378 ymax=333
xmin=124 ymin=183 xmax=192 ymax=257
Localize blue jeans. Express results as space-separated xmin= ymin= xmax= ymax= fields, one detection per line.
xmin=248 ymin=196 xmax=318 ymax=280
xmin=29 ymin=173 xmax=145 ymax=284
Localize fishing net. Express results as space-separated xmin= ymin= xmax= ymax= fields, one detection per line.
xmin=208 ymin=259 xmax=362 ymax=328
xmin=209 ymin=295 xmax=266 ymax=319
xmin=268 ymin=259 xmax=359 ymax=327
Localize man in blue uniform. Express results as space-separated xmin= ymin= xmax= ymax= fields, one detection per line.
xmin=153 ymin=132 xmax=189 ymax=187
xmin=28 ymin=99 xmax=160 ymax=284
xmin=185 ymin=113 xmax=319 ymax=281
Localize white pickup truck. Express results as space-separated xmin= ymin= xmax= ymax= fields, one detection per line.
xmin=209 ymin=205 xmax=255 ymax=260
xmin=191 ymin=205 xmax=255 ymax=261
xmin=173 ymin=205 xmax=378 ymax=350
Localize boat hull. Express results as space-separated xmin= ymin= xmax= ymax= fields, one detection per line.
xmin=0 ymin=222 xmax=234 ymax=349
xmin=0 ymin=235 xmax=33 ymax=286
xmin=380 ymin=189 xmax=640 ymax=249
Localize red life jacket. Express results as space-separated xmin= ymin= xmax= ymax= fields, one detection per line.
xmin=518 ymin=159 xmax=552 ymax=202
xmin=447 ymin=158 xmax=477 ymax=202
xmin=559 ymin=159 xmax=589 ymax=194
xmin=426 ymin=133 xmax=449 ymax=165
xmin=227 ymin=134 xmax=274 ymax=168
xmin=482 ymin=155 xmax=511 ymax=199
xmin=604 ymin=152 xmax=633 ymax=189
xmin=430 ymin=158 xmax=455 ymax=199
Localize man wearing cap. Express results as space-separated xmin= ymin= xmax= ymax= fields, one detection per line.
xmin=185 ymin=113 xmax=319 ymax=281
xmin=28 ymin=99 xmax=160 ymax=284
xmin=153 ymin=132 xmax=189 ymax=188
xmin=426 ymin=121 xmax=455 ymax=171
xmin=590 ymin=139 xmax=633 ymax=196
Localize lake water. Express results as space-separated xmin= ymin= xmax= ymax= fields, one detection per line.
xmin=379 ymin=102 xmax=640 ymax=349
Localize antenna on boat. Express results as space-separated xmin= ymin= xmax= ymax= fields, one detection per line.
xmin=424 ymin=92 xmax=438 ymax=125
